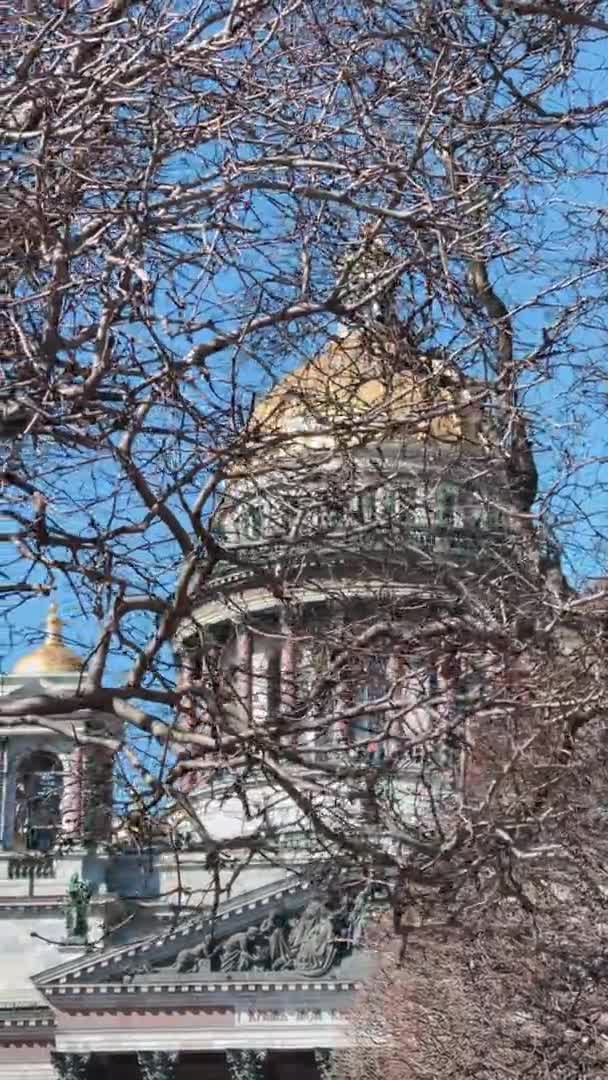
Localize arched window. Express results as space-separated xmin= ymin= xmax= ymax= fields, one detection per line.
xmin=15 ymin=751 xmax=63 ymax=852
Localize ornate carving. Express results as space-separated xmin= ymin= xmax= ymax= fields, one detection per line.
xmin=51 ymin=1052 xmax=91 ymax=1080
xmin=257 ymin=911 xmax=291 ymax=969
xmin=174 ymin=934 xmax=211 ymax=973
xmin=314 ymin=1049 xmax=344 ymax=1080
xmin=289 ymin=898 xmax=338 ymax=976
xmin=137 ymin=1050 xmax=179 ymax=1080
xmin=346 ymin=882 xmax=372 ymax=949
xmin=226 ymin=1049 xmax=267 ymax=1080
xmin=65 ymin=873 xmax=92 ymax=940
xmin=122 ymin=885 xmax=374 ymax=981
xmin=121 ymin=959 xmax=155 ymax=984
xmin=217 ymin=887 xmax=370 ymax=976
xmin=220 ymin=926 xmax=259 ymax=972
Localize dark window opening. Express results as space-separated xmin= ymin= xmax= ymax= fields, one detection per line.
xmin=15 ymin=750 xmax=63 ymax=852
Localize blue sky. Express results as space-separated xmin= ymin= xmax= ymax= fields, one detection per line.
xmin=4 ymin=18 xmax=608 ymax=679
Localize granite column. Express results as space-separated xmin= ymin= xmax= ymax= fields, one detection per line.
xmin=60 ymin=744 xmax=84 ymax=840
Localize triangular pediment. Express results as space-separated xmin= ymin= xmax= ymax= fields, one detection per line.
xmin=34 ymin=875 xmax=376 ymax=998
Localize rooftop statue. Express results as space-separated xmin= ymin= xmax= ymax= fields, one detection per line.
xmin=65 ymin=873 xmax=93 ymax=942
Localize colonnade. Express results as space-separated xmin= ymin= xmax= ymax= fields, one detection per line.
xmin=50 ymin=1048 xmax=326 ymax=1080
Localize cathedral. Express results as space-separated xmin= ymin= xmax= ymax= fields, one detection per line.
xmin=0 ymin=326 xmax=511 ymax=1079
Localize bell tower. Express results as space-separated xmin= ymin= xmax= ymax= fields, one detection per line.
xmin=0 ymin=604 xmax=116 ymax=854
xmin=0 ymin=604 xmax=121 ymax=1009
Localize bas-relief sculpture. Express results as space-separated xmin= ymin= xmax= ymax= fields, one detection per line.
xmin=215 ymin=887 xmax=372 ymax=976
xmin=122 ymin=886 xmax=372 ymax=983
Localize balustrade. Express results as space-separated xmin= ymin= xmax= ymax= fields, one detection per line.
xmin=8 ymin=853 xmax=55 ymax=879
xmin=206 ymin=524 xmax=510 ymax=588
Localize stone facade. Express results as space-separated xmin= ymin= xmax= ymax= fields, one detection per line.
xmin=0 ymin=867 xmax=358 ymax=1078
xmin=0 ymin=661 xmax=361 ymax=1080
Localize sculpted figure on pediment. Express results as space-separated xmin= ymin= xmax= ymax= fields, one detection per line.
xmin=117 ymin=884 xmax=374 ymax=981
xmin=220 ymin=926 xmax=259 ymax=972
xmin=217 ymin=897 xmax=343 ymax=976
xmin=289 ymin=898 xmax=338 ymax=976
xmin=175 ymin=934 xmax=212 ymax=973
xmin=121 ymin=959 xmax=155 ymax=984
xmin=346 ymin=882 xmax=373 ymax=948
xmin=255 ymin=911 xmax=291 ymax=970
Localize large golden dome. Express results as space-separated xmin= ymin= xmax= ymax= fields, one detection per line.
xmin=12 ymin=604 xmax=83 ymax=676
xmin=250 ymin=330 xmax=485 ymax=446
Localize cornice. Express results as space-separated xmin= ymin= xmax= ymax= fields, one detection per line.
xmin=0 ymin=1004 xmax=54 ymax=1038
xmin=0 ymin=899 xmax=66 ymax=913
xmin=187 ymin=578 xmax=440 ymax=629
xmin=41 ymin=975 xmax=360 ymax=1007
xmin=0 ymin=893 xmax=116 ymax=915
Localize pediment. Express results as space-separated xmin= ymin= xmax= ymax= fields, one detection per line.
xmin=34 ymin=875 xmax=376 ymax=996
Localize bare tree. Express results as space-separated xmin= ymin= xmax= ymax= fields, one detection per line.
xmin=2 ymin=0 xmax=608 ymax=937
xmin=332 ymin=718 xmax=608 ymax=1078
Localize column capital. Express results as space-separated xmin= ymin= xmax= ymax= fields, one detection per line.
xmin=314 ymin=1048 xmax=344 ymax=1080
xmin=226 ymin=1049 xmax=268 ymax=1080
xmin=51 ymin=1052 xmax=91 ymax=1080
xmin=137 ymin=1050 xmax=180 ymax=1080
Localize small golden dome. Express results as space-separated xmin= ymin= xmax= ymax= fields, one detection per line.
xmin=11 ymin=603 xmax=83 ymax=676
xmin=250 ymin=330 xmax=485 ymax=447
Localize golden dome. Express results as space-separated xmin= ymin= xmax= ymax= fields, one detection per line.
xmin=250 ymin=330 xmax=485 ymax=447
xmin=11 ymin=604 xmax=83 ymax=676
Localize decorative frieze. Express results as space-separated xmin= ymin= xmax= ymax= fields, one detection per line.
xmin=146 ymin=885 xmax=372 ymax=979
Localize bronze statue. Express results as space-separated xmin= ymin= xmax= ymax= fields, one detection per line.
xmin=65 ymin=873 xmax=92 ymax=940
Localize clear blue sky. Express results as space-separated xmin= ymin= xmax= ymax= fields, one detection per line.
xmin=3 ymin=26 xmax=608 ymax=677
